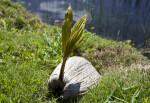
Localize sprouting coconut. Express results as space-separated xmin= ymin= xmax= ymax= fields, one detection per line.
xmin=48 ymin=4 xmax=101 ymax=100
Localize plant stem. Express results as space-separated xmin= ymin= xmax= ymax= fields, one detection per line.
xmin=59 ymin=57 xmax=67 ymax=83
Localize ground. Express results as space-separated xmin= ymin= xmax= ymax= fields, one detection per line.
xmin=0 ymin=1 xmax=150 ymax=103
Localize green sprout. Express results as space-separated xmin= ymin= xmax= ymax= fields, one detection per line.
xmin=59 ymin=4 xmax=88 ymax=83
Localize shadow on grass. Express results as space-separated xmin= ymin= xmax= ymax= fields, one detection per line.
xmin=46 ymin=82 xmax=83 ymax=103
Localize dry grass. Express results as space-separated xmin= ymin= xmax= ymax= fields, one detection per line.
xmin=77 ymin=44 xmax=149 ymax=74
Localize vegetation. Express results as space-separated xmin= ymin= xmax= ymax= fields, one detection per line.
xmin=0 ymin=1 xmax=149 ymax=103
xmin=59 ymin=5 xmax=87 ymax=83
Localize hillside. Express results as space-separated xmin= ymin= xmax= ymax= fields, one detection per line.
xmin=0 ymin=1 xmax=150 ymax=102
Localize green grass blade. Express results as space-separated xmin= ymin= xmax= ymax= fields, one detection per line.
xmin=87 ymin=47 xmax=95 ymax=56
xmin=112 ymin=96 xmax=128 ymax=103
xmin=114 ymin=79 xmax=126 ymax=99
xmin=131 ymin=88 xmax=140 ymax=103
xmin=104 ymin=86 xmax=117 ymax=103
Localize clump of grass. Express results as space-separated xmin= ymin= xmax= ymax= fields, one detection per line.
xmin=77 ymin=65 xmax=150 ymax=103
xmin=15 ymin=15 xmax=27 ymax=29
xmin=0 ymin=2 xmax=62 ymax=101
xmin=0 ymin=0 xmax=41 ymax=30
xmin=0 ymin=26 xmax=62 ymax=102
xmin=75 ymin=32 xmax=149 ymax=73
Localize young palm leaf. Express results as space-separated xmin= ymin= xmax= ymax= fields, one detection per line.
xmin=59 ymin=5 xmax=88 ymax=83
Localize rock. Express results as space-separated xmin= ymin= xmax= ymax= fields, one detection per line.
xmin=52 ymin=20 xmax=63 ymax=27
xmin=125 ymin=40 xmax=132 ymax=44
xmin=48 ymin=56 xmax=101 ymax=100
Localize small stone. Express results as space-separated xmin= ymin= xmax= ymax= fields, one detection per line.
xmin=52 ymin=20 xmax=63 ymax=27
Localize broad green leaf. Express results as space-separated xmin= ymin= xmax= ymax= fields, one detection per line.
xmin=70 ymin=14 xmax=87 ymax=39
xmin=64 ymin=14 xmax=88 ymax=57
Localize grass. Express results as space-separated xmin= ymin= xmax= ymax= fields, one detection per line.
xmin=75 ymin=32 xmax=149 ymax=74
xmin=0 ymin=1 xmax=150 ymax=103
xmin=78 ymin=65 xmax=150 ymax=103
